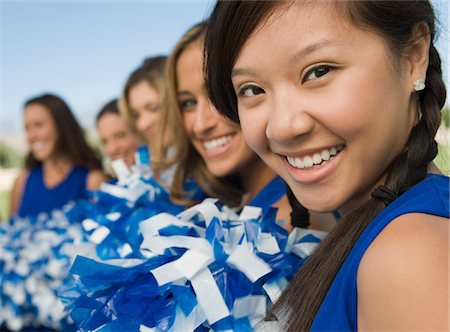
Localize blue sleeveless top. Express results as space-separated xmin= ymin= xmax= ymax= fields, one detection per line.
xmin=311 ymin=174 xmax=449 ymax=331
xmin=248 ymin=176 xmax=286 ymax=215
xmin=18 ymin=165 xmax=89 ymax=217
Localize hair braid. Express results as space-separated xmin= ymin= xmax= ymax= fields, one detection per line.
xmin=386 ymin=44 xmax=446 ymax=194
xmin=270 ymin=8 xmax=446 ymax=331
xmin=204 ymin=1 xmax=446 ymax=330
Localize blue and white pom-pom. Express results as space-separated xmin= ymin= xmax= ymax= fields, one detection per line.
xmin=63 ymin=199 xmax=325 ymax=331
xmin=0 ymin=154 xmax=200 ymax=330
xmin=0 ymin=207 xmax=97 ymax=331
xmin=77 ymin=158 xmax=204 ymax=261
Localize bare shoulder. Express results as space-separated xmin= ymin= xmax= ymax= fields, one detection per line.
xmin=86 ymin=169 xmax=107 ymax=190
xmin=358 ymin=213 xmax=449 ymax=330
xmin=10 ymin=170 xmax=30 ymax=215
xmin=273 ymin=195 xmax=292 ymax=232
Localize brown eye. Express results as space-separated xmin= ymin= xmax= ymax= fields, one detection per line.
xmin=179 ymin=99 xmax=197 ymax=112
xmin=303 ymin=65 xmax=332 ymax=82
xmin=239 ymin=85 xmax=265 ymax=97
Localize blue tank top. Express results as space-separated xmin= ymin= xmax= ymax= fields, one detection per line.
xmin=311 ymin=174 xmax=449 ymax=331
xmin=18 ymin=165 xmax=89 ymax=217
xmin=248 ymin=176 xmax=286 ymax=215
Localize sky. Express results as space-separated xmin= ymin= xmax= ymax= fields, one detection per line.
xmin=1 ymin=1 xmax=213 ymax=137
xmin=1 ymin=1 xmax=449 ymax=140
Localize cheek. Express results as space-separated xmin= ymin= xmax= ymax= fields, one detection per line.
xmin=239 ymin=112 xmax=267 ymax=154
xmin=48 ymin=126 xmax=59 ymax=142
xmin=183 ymin=113 xmax=195 ymax=136
xmin=146 ymin=113 xmax=160 ymax=127
xmin=135 ymin=116 xmax=146 ymax=130
xmin=125 ymin=137 xmax=137 ymax=150
xmin=104 ymin=144 xmax=114 ymax=155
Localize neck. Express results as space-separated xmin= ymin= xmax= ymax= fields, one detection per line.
xmin=239 ymin=159 xmax=277 ymax=203
xmin=42 ymin=155 xmax=73 ymax=177
xmin=338 ymin=173 xmax=388 ymax=217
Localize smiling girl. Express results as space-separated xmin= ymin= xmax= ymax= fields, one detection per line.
xmin=10 ymin=94 xmax=106 ymax=218
xmin=119 ymin=56 xmax=169 ymax=154
xmin=96 ymin=98 xmax=140 ymax=169
xmin=205 ymin=1 xmax=448 ymax=330
xmin=153 ymin=22 xmax=292 ymax=226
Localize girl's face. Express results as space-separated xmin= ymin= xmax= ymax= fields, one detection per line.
xmin=97 ymin=113 xmax=140 ymax=166
xmin=128 ymin=80 xmax=162 ymax=143
xmin=178 ymin=39 xmax=259 ymax=177
xmin=232 ymin=4 xmax=419 ymax=214
xmin=24 ymin=103 xmax=59 ymax=162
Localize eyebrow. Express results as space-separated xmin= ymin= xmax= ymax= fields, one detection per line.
xmin=177 ymin=91 xmax=192 ymax=98
xmin=231 ymin=67 xmax=258 ymax=78
xmin=289 ymin=39 xmax=334 ymax=65
xmin=232 ymin=39 xmax=334 ymax=78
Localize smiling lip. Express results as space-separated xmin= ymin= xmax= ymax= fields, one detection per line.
xmin=30 ymin=141 xmax=46 ymax=152
xmin=282 ymin=145 xmax=345 ymax=184
xmin=200 ymin=134 xmax=235 ymax=158
xmin=145 ymin=130 xmax=155 ymax=140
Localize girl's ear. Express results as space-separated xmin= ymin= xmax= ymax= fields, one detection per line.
xmin=406 ymin=22 xmax=431 ymax=89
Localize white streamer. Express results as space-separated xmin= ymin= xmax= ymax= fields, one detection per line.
xmin=190 ymin=268 xmax=230 ymax=324
xmin=227 ymin=245 xmax=272 ymax=282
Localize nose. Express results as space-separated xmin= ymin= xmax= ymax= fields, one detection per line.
xmin=266 ymin=89 xmax=315 ymax=144
xmin=136 ymin=112 xmax=153 ymax=133
xmin=192 ymin=99 xmax=218 ymax=136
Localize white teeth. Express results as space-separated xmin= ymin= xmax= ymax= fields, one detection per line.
xmin=31 ymin=142 xmax=45 ymax=151
xmin=203 ymin=135 xmax=232 ymax=151
xmin=303 ymin=156 xmax=313 ymax=168
xmin=295 ymin=158 xmax=304 ymax=169
xmin=312 ymin=153 xmax=322 ymax=165
xmin=321 ymin=149 xmax=330 ymax=161
xmin=287 ymin=145 xmax=344 ymax=169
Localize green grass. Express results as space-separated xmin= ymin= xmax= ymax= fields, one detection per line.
xmin=0 ymin=141 xmax=447 ymax=222
xmin=0 ymin=190 xmax=10 ymax=221
xmin=435 ymin=143 xmax=450 ymax=175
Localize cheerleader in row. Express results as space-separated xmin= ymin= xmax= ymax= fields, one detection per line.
xmin=62 ymin=21 xmax=323 ymax=331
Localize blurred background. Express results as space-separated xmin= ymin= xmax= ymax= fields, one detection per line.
xmin=0 ymin=1 xmax=448 ymax=220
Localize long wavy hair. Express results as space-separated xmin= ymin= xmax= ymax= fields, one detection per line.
xmin=152 ymin=21 xmax=243 ymax=207
xmin=119 ymin=56 xmax=167 ymax=142
xmin=24 ymin=93 xmax=102 ymax=170
xmin=205 ymin=1 xmax=446 ymax=330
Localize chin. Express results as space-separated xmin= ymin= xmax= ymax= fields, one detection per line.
xmin=32 ymin=153 xmax=49 ymax=162
xmin=210 ymin=169 xmax=231 ymax=178
xmin=207 ymin=164 xmax=233 ymax=178
xmin=294 ymin=194 xmax=339 ymax=214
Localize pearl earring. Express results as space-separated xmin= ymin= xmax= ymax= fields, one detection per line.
xmin=413 ymin=79 xmax=425 ymax=91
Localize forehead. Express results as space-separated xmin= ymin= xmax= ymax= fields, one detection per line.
xmin=24 ymin=103 xmax=52 ymax=119
xmin=236 ymin=3 xmax=362 ymax=64
xmin=98 ymin=112 xmax=123 ymax=127
xmin=129 ymin=80 xmax=159 ymax=99
xmin=176 ymin=40 xmax=204 ymax=86
xmin=97 ymin=114 xmax=128 ymax=135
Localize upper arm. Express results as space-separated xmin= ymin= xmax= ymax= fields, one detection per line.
xmin=9 ymin=171 xmax=28 ymax=216
xmin=357 ymin=213 xmax=449 ymax=331
xmin=86 ymin=169 xmax=107 ymax=191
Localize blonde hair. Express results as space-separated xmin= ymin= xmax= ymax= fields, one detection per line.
xmin=153 ymin=22 xmax=243 ymax=207
xmin=119 ymin=56 xmax=167 ymax=142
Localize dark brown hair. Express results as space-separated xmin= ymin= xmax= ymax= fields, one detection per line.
xmin=24 ymin=93 xmax=102 ymax=170
xmin=96 ymin=98 xmax=119 ymax=124
xmin=205 ymin=1 xmax=446 ymax=330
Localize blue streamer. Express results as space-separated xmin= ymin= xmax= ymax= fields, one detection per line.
xmin=0 ymin=157 xmax=206 ymax=331
xmin=62 ymin=199 xmax=326 ymax=331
